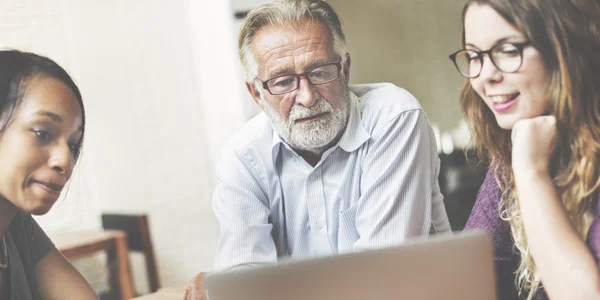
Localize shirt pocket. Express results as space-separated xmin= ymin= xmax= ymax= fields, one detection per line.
xmin=337 ymin=204 xmax=359 ymax=253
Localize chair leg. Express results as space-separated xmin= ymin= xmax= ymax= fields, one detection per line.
xmin=107 ymin=235 xmax=136 ymax=299
xmin=107 ymin=250 xmax=122 ymax=299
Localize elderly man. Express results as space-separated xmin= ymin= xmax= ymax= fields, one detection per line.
xmin=184 ymin=0 xmax=450 ymax=298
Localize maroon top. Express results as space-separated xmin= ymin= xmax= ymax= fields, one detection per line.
xmin=465 ymin=167 xmax=600 ymax=300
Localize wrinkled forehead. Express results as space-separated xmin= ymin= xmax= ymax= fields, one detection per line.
xmin=251 ymin=21 xmax=337 ymax=78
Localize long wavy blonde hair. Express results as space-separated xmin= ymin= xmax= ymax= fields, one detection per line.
xmin=458 ymin=0 xmax=600 ymax=298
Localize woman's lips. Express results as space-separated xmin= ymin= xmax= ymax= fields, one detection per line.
xmin=33 ymin=180 xmax=63 ymax=199
xmin=490 ymin=93 xmax=519 ymax=113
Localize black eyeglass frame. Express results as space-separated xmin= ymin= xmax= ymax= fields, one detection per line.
xmin=255 ymin=62 xmax=343 ymax=95
xmin=448 ymin=42 xmax=531 ymax=78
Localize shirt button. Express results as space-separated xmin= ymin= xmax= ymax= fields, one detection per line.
xmin=309 ymin=174 xmax=316 ymax=180
xmin=315 ymin=224 xmax=323 ymax=230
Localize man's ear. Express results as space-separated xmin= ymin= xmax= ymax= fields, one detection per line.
xmin=343 ymin=53 xmax=351 ymax=84
xmin=246 ymin=81 xmax=264 ymax=110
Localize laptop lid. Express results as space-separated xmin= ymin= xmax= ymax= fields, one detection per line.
xmin=206 ymin=231 xmax=495 ymax=300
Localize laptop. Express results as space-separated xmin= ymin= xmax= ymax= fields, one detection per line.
xmin=206 ymin=231 xmax=496 ymax=300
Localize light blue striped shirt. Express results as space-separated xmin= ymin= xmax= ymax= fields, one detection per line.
xmin=213 ymin=83 xmax=451 ymax=271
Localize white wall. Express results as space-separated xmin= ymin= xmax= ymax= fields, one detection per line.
xmin=230 ymin=0 xmax=271 ymax=12
xmin=0 ymin=0 xmax=247 ymax=293
xmin=189 ymin=0 xmax=249 ymax=162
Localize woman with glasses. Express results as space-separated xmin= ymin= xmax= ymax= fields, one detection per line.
xmin=449 ymin=0 xmax=600 ymax=299
xmin=0 ymin=50 xmax=97 ymax=299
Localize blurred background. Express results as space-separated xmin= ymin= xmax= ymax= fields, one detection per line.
xmin=0 ymin=0 xmax=485 ymax=298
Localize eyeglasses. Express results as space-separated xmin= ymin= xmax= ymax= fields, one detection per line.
xmin=448 ymin=42 xmax=530 ymax=78
xmin=256 ymin=62 xmax=342 ymax=95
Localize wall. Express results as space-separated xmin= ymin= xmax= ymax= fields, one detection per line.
xmin=328 ymin=0 xmax=467 ymax=131
xmin=0 ymin=0 xmax=246 ymax=293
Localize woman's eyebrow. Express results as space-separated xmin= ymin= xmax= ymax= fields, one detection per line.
xmin=34 ymin=110 xmax=63 ymax=123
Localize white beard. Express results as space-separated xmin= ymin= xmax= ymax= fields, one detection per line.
xmin=260 ymin=86 xmax=351 ymax=153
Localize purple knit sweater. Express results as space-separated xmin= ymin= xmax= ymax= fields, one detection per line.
xmin=465 ymin=167 xmax=600 ymax=300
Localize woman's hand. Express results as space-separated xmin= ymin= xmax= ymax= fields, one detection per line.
xmin=511 ymin=115 xmax=558 ymax=179
xmin=510 ymin=115 xmax=600 ymax=300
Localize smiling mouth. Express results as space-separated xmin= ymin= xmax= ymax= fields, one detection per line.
xmin=294 ymin=112 xmax=330 ymax=123
xmin=34 ymin=181 xmax=63 ymax=193
xmin=490 ymin=93 xmax=520 ymax=104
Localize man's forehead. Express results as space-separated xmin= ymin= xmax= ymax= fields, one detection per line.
xmin=252 ymin=21 xmax=335 ymax=76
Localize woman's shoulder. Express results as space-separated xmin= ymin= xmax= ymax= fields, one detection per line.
xmin=6 ymin=211 xmax=46 ymax=300
xmin=8 ymin=211 xmax=37 ymax=253
xmin=8 ymin=211 xmax=33 ymax=234
xmin=8 ymin=210 xmax=54 ymax=265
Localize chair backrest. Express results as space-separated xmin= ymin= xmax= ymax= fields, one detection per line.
xmin=101 ymin=213 xmax=161 ymax=293
xmin=439 ymin=149 xmax=486 ymax=230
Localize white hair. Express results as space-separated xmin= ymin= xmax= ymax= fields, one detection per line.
xmin=257 ymin=76 xmax=351 ymax=153
xmin=238 ymin=0 xmax=348 ymax=82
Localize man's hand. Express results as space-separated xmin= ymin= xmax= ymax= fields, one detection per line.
xmin=183 ymin=272 xmax=207 ymax=300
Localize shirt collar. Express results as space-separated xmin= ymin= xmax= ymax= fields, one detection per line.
xmin=270 ymin=90 xmax=371 ymax=164
xmin=337 ymin=91 xmax=371 ymax=152
xmin=271 ymin=127 xmax=284 ymax=167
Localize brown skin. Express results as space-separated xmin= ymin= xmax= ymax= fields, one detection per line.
xmin=0 ymin=76 xmax=96 ymax=299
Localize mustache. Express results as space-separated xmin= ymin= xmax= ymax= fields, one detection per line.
xmin=289 ymin=99 xmax=333 ymax=122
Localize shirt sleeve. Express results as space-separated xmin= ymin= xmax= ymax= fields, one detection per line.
xmin=212 ymin=143 xmax=277 ymax=272
xmin=25 ymin=214 xmax=56 ymax=267
xmin=354 ymin=109 xmax=445 ymax=250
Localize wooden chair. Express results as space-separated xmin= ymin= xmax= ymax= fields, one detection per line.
xmin=101 ymin=213 xmax=161 ymax=296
